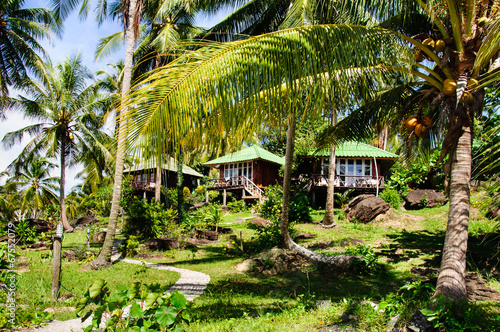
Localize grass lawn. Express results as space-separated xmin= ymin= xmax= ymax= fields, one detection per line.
xmin=9 ymin=193 xmax=500 ymax=331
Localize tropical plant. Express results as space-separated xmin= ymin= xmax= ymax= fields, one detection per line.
xmin=0 ymin=0 xmax=61 ymax=99
xmin=76 ymin=279 xmax=191 ymax=331
xmin=122 ymin=0 xmax=499 ymax=302
xmin=2 ymin=54 xmax=102 ymax=231
xmin=2 ymin=158 xmax=59 ymax=218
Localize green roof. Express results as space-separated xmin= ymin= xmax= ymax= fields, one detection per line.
xmin=311 ymin=141 xmax=399 ymax=159
xmin=204 ymin=145 xmax=285 ymax=166
xmin=124 ymin=157 xmax=204 ymax=178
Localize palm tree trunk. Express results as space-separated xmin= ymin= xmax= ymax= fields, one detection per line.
xmin=155 ymin=158 xmax=161 ymax=202
xmin=281 ymin=113 xmax=297 ymax=248
xmin=281 ymin=112 xmax=359 ymax=267
xmin=177 ymin=151 xmax=185 ymax=223
xmin=322 ymin=110 xmax=337 ymax=227
xmin=92 ymin=0 xmax=138 ymax=267
xmin=60 ymin=136 xmax=73 ymax=232
xmin=435 ymin=126 xmax=472 ymax=301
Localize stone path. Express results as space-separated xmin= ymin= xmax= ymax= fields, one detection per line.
xmin=35 ymin=240 xmax=210 ymax=332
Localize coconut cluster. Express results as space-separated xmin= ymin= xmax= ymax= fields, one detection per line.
xmin=414 ymin=37 xmax=481 ymax=100
xmin=404 ymin=116 xmax=433 ymax=138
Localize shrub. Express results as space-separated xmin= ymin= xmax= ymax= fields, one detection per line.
xmin=226 ymin=200 xmax=246 ymax=213
xmin=208 ymin=190 xmax=220 ymax=203
xmin=379 ymin=189 xmax=402 ymax=210
xmin=194 ymin=185 xmax=205 ymax=196
xmin=124 ymin=200 xmax=178 ymax=239
xmin=248 ymin=218 xmax=286 ymax=250
xmin=257 ymin=185 xmax=312 ymax=223
xmin=183 ymin=186 xmax=191 ymax=198
xmin=16 ymin=219 xmax=37 ymax=245
xmin=76 ymin=280 xmax=191 ymax=331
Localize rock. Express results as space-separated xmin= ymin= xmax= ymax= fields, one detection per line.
xmin=143 ymin=238 xmax=179 ymax=251
xmin=235 ymin=259 xmax=260 ymax=272
xmin=386 ymin=314 xmax=400 ymax=332
xmin=92 ymin=232 xmax=106 ymax=243
xmin=25 ymin=218 xmax=51 ymax=233
xmin=63 ymin=250 xmax=76 ymax=261
xmin=185 ymin=238 xmax=214 ymax=246
xmin=70 ymin=215 xmax=96 ymax=226
xmin=249 ymin=218 xmax=269 ymax=228
xmin=339 ymin=238 xmax=365 ymax=247
xmin=196 ymin=230 xmax=218 ymax=241
xmin=294 ymin=232 xmax=317 ymax=240
xmin=210 ymin=226 xmax=233 ymax=234
xmin=344 ymin=195 xmax=391 ymax=223
xmin=404 ymin=189 xmax=447 ymax=210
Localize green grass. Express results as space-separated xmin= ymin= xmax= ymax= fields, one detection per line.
xmin=11 ymin=195 xmax=500 ymax=331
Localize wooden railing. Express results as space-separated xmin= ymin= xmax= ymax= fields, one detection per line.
xmin=206 ymin=176 xmax=263 ymax=198
xmin=299 ymin=174 xmax=385 ymax=188
xmin=131 ymin=181 xmax=156 ymax=191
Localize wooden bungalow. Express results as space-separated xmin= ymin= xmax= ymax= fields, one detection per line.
xmin=204 ymin=145 xmax=285 ymax=204
xmin=124 ymin=157 xmax=204 ymax=199
xmin=295 ymin=141 xmax=399 ymax=206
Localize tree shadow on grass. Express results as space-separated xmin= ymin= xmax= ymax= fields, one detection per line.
xmin=387 ymin=228 xmax=500 ymax=274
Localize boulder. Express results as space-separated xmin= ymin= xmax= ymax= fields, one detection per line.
xmin=196 ymin=230 xmax=218 ymax=241
xmin=404 ymin=189 xmax=447 ymax=209
xmin=185 ymin=238 xmax=214 ymax=246
xmin=25 ymin=219 xmax=51 ymax=233
xmin=344 ymin=195 xmax=391 ymax=223
xmin=70 ymin=215 xmax=96 ymax=226
xmin=294 ymin=232 xmax=317 ymax=240
xmin=249 ymin=218 xmax=269 ymax=228
xmin=92 ymin=231 xmax=106 ymax=243
xmin=63 ymin=250 xmax=76 ymax=261
xmin=143 ymin=238 xmax=179 ymax=251
xmin=210 ymin=226 xmax=233 ymax=234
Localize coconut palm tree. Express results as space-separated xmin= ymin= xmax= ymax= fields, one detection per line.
xmin=122 ymin=0 xmax=500 ymax=301
xmin=0 ymin=0 xmax=61 ymax=99
xmin=3 ymin=157 xmax=59 ymax=218
xmin=1 ymin=53 xmax=102 ymax=231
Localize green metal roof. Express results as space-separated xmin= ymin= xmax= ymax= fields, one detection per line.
xmin=311 ymin=141 xmax=399 ymax=159
xmin=124 ymin=157 xmax=204 ymax=178
xmin=204 ymin=145 xmax=285 ymax=166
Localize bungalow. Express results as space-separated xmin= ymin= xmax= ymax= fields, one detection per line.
xmin=296 ymin=141 xmax=399 ymax=206
xmin=124 ymin=157 xmax=204 ymax=198
xmin=203 ymin=145 xmax=285 ymax=204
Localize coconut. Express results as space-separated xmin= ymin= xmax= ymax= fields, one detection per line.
xmin=442 ymin=79 xmax=457 ymax=96
xmin=404 ymin=118 xmax=418 ymax=130
xmin=468 ymin=78 xmax=479 ymax=90
xmin=415 ymin=124 xmax=428 ymax=138
xmin=422 ymin=38 xmax=435 ymax=50
xmin=434 ymin=40 xmax=445 ymax=53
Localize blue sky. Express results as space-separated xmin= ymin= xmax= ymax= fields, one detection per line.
xmin=0 ymin=0 xmax=233 ymax=191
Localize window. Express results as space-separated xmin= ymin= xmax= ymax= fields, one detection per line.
xmin=224 ymin=162 xmax=253 ymax=180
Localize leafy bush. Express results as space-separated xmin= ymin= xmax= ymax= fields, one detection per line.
xmin=16 ymin=219 xmax=37 ymax=245
xmin=207 ymin=190 xmax=220 ymax=203
xmin=248 ymin=218 xmax=286 ymax=250
xmin=124 ymin=200 xmax=178 ymax=239
xmin=379 ymin=189 xmax=402 ymax=210
xmin=88 ymin=187 xmax=112 ymax=216
xmin=76 ymin=280 xmax=191 ymax=331
xmin=183 ymin=186 xmax=191 ymax=198
xmin=257 ymin=185 xmax=312 ymax=223
xmin=226 ymin=200 xmax=246 ymax=213
xmin=185 ymin=191 xmax=205 ymax=206
xmin=343 ymin=244 xmax=378 ymax=272
xmin=194 ymin=185 xmax=205 ymax=196
xmin=122 ymin=235 xmax=140 ymax=257
xmin=386 ymin=149 xmax=446 ymax=196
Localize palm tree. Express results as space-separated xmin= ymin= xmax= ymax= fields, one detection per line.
xmin=0 ymin=0 xmax=61 ymax=98
xmin=3 ymin=157 xmax=59 ymax=218
xmin=1 ymin=53 xmax=102 ymax=231
xmin=122 ymin=0 xmax=500 ymax=301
